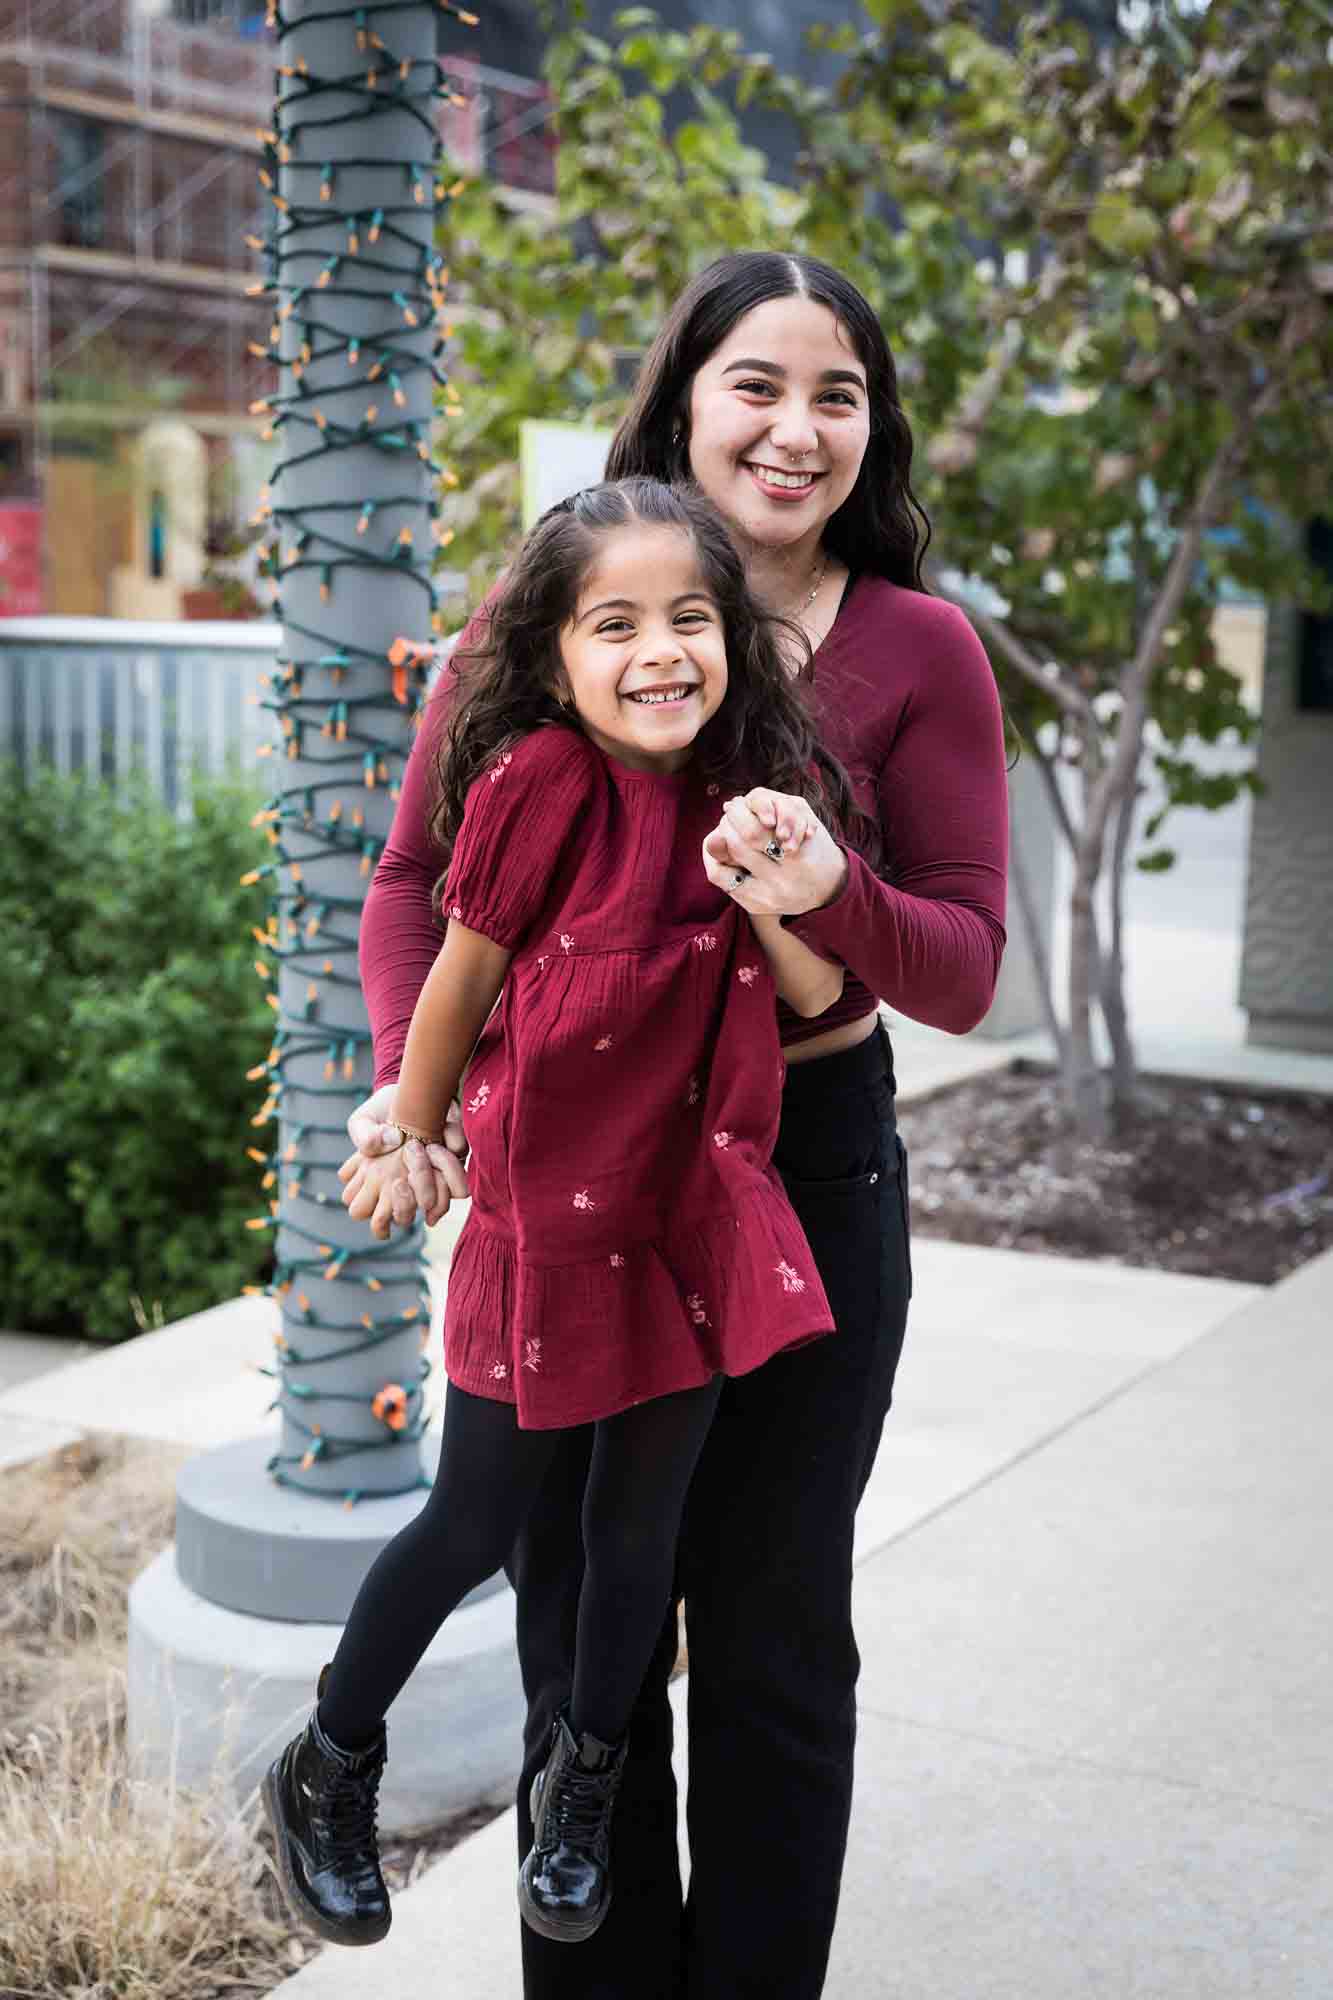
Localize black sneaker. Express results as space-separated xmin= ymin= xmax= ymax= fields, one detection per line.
xmin=518 ymin=1708 xmax=628 ymax=1943
xmin=261 ymin=1668 xmax=391 ymax=1948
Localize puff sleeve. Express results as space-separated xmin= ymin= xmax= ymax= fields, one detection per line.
xmin=440 ymin=725 xmax=598 ymax=951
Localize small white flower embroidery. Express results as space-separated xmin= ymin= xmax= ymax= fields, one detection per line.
xmin=713 ymin=1130 xmax=732 ymax=1150
xmin=490 ymin=1360 xmax=509 ymax=1381
xmin=687 ymin=1075 xmax=700 ymax=1106
xmin=535 ymin=955 xmax=549 ymax=972
xmin=559 ymin=933 xmax=575 ymax=954
xmin=488 ymin=752 xmax=513 ymax=783
xmin=522 ymin=1338 xmax=542 ymax=1373
xmin=737 ymin=965 xmax=759 ymax=987
xmin=449 ymin=903 xmax=463 ymax=921
xmin=706 ymin=782 xmax=720 ymax=796
xmin=609 ymin=1253 xmax=625 ymax=1269
xmin=572 ymin=1189 xmax=597 ymax=1212
xmin=594 ymin=1035 xmax=614 ymax=1052
xmin=686 ymin=1291 xmax=710 ymax=1326
xmin=693 ymin=933 xmax=717 ymax=953
xmin=775 ymin=1260 xmax=807 ymax=1295
xmin=466 ymin=1080 xmax=491 ymax=1115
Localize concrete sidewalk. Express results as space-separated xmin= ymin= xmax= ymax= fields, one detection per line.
xmin=3 ymin=1003 xmax=1329 ymax=1995
xmin=269 ymin=1250 xmax=1333 ymax=2000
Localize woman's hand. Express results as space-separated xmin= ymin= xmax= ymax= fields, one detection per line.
xmin=701 ymin=789 xmax=848 ymax=918
xmin=339 ymin=1085 xmax=470 ymax=1230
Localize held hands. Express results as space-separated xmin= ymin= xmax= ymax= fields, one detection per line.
xmin=338 ymin=1086 xmax=470 ymax=1239
xmin=702 ymin=788 xmax=848 ymax=917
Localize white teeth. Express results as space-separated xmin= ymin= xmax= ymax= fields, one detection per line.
xmin=749 ymin=464 xmax=816 ymax=490
xmin=627 ymin=686 xmax=692 ymax=705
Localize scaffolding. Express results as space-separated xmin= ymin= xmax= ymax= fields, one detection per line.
xmin=0 ymin=0 xmax=554 ymax=466
xmin=0 ymin=0 xmax=552 ymax=608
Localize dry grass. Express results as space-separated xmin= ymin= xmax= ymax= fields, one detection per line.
xmin=0 ymin=1434 xmax=189 ymax=1744
xmin=0 ymin=1434 xmax=309 ymax=1998
xmin=0 ymin=1694 xmax=298 ymax=2000
xmin=0 ymin=1431 xmax=505 ymax=1997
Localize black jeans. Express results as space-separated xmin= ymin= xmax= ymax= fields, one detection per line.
xmin=507 ymin=1022 xmax=911 ymax=1999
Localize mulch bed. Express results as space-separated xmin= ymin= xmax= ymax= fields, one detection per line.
xmin=895 ymin=1066 xmax=1333 ymax=1286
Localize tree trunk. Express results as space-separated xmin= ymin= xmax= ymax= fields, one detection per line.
xmin=1103 ymin=774 xmax=1139 ymax=1116
xmin=1065 ymin=747 xmax=1108 ymax=1143
xmin=1067 ymin=419 xmax=1257 ymax=1146
xmin=1007 ymin=771 xmax=1069 ymax=1070
xmin=256 ymin=0 xmax=448 ymax=1500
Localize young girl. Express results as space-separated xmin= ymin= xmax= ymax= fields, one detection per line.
xmin=262 ymin=476 xmax=861 ymax=1950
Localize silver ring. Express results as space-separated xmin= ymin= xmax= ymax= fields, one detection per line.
xmin=763 ymin=837 xmax=784 ymax=862
xmin=731 ymin=869 xmax=749 ymax=888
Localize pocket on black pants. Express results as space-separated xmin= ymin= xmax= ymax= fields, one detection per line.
xmin=780 ymin=1163 xmax=885 ymax=1347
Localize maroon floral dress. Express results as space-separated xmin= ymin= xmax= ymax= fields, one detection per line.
xmin=438 ymin=724 xmax=834 ymax=1429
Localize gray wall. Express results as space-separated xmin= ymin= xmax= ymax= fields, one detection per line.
xmin=1239 ymin=605 xmax=1333 ymax=1052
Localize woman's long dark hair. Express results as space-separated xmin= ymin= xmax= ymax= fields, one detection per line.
xmin=605 ymin=251 xmax=931 ymax=591
xmin=427 ymin=478 xmax=875 ymax=886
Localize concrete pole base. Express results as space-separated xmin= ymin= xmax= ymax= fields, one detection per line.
xmin=127 ymin=1546 xmax=525 ymax=1837
xmin=174 ymin=1431 xmax=478 ymax=1623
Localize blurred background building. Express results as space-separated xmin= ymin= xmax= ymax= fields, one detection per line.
xmin=0 ymin=0 xmax=552 ymax=616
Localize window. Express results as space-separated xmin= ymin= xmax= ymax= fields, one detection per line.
xmin=53 ymin=117 xmax=105 ymax=250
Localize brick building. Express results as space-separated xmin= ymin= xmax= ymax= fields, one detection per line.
xmin=0 ymin=0 xmax=551 ymax=616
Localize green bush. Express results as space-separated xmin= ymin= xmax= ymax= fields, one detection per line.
xmin=0 ymin=764 xmax=275 ymax=1341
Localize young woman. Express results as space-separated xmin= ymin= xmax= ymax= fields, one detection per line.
xmin=262 ymin=478 xmax=859 ymax=1948
xmin=343 ymin=252 xmax=1009 ymax=1996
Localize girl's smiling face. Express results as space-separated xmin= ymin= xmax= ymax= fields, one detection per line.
xmin=685 ymin=296 xmax=871 ymax=554
xmin=557 ymin=522 xmax=728 ymax=774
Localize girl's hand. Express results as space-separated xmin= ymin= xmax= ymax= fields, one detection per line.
xmin=701 ymin=788 xmax=848 ymax=917
xmin=344 ymin=1144 xmax=454 ymax=1232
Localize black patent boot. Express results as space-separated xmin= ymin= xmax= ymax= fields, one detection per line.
xmin=518 ymin=1708 xmax=628 ymax=1943
xmin=261 ymin=1666 xmax=391 ymax=1947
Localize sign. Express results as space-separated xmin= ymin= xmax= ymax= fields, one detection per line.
xmin=519 ymin=420 xmax=616 ymax=532
xmin=0 ymin=502 xmax=44 ymax=617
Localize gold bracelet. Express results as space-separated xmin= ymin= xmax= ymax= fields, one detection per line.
xmin=394 ymin=1119 xmax=444 ymax=1147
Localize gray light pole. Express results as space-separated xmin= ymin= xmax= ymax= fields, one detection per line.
xmin=168 ymin=0 xmax=449 ymax=1616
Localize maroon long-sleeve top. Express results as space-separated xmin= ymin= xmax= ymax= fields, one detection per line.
xmin=361 ymin=573 xmax=1009 ymax=1087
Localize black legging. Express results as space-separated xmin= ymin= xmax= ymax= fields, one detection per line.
xmin=317 ymin=1374 xmax=722 ymax=1752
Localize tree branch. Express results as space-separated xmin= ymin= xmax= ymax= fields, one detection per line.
xmin=1083 ymin=398 xmax=1265 ymax=862
xmin=931 ymin=576 xmax=1094 ymax=723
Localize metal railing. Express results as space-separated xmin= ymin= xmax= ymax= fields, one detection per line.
xmin=0 ymin=609 xmax=460 ymax=812
xmin=0 ymin=616 xmax=278 ymax=814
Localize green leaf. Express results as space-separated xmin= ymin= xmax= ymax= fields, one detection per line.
xmin=1089 ymin=195 xmax=1162 ymax=258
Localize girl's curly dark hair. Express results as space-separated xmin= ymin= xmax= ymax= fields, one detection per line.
xmin=426 ymin=477 xmax=876 ymax=896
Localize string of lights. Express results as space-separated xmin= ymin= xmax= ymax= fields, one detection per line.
xmin=242 ymin=0 xmax=474 ymax=1503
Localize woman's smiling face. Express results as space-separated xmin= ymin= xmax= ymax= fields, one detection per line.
xmin=685 ymin=296 xmax=871 ymax=553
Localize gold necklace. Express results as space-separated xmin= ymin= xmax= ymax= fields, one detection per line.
xmin=786 ymin=553 xmax=827 ymax=621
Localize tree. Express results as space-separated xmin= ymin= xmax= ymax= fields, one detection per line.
xmin=435 ymin=1 xmax=1333 ymax=1140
